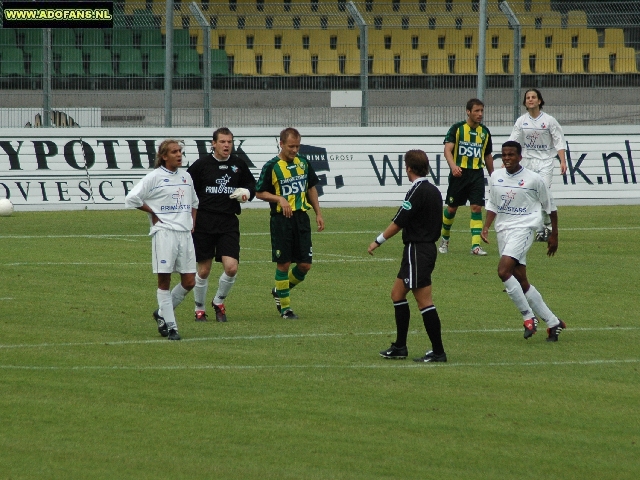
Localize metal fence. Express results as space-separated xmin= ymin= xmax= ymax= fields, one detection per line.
xmin=0 ymin=0 xmax=639 ymax=127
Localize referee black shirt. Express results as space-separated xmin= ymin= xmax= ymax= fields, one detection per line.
xmin=392 ymin=177 xmax=442 ymax=244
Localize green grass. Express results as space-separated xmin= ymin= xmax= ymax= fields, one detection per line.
xmin=1 ymin=206 xmax=639 ymax=479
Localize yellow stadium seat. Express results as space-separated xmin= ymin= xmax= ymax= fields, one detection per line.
xmin=562 ymin=49 xmax=588 ymax=74
xmin=231 ymin=48 xmax=257 ymax=75
xmin=398 ymin=50 xmax=424 ymax=75
xmin=539 ymin=12 xmax=563 ymax=29
xmin=453 ymin=49 xmax=477 ymax=74
xmin=567 ymin=10 xmax=588 ymax=28
xmin=587 ymin=48 xmax=612 ymax=73
xmin=613 ymin=48 xmax=638 ymax=73
xmin=341 ymin=46 xmax=363 ymax=75
xmin=604 ymin=29 xmax=626 ymax=52
xmin=251 ymin=29 xmax=282 ymax=54
xmin=221 ymin=29 xmax=252 ymax=54
xmin=287 ymin=49 xmax=312 ymax=75
xmin=370 ymin=49 xmax=395 ymax=75
xmin=259 ymin=48 xmax=285 ymax=75
xmin=334 ymin=29 xmax=360 ymax=56
xmin=425 ymin=48 xmax=450 ymax=75
xmin=316 ymin=49 xmax=340 ymax=75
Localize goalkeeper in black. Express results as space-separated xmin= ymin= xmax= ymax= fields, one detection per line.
xmin=187 ymin=127 xmax=256 ymax=323
xmin=368 ymin=149 xmax=447 ymax=362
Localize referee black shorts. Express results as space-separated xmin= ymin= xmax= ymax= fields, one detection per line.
xmin=397 ymin=242 xmax=437 ymax=289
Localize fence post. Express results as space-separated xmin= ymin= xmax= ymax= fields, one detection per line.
xmin=477 ymin=0 xmax=487 ymax=101
xmin=164 ymin=1 xmax=174 ymax=127
xmin=499 ymin=1 xmax=521 ymax=124
xmin=190 ymin=1 xmax=211 ymax=128
xmin=42 ymin=28 xmax=51 ymax=127
xmin=347 ymin=1 xmax=368 ymax=127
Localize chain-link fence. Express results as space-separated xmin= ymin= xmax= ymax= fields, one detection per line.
xmin=0 ymin=0 xmax=639 ymax=127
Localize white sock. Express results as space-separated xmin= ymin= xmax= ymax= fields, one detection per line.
xmin=194 ymin=273 xmax=208 ymax=312
xmin=157 ymin=288 xmax=178 ymax=331
xmin=525 ymin=285 xmax=559 ymax=327
xmin=503 ymin=276 xmax=534 ymax=320
xmin=171 ymin=283 xmax=190 ymax=309
xmin=213 ymin=272 xmax=236 ymax=305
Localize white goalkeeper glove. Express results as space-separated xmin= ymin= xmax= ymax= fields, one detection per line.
xmin=229 ymin=188 xmax=250 ymax=203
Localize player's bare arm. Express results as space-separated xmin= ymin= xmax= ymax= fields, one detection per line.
xmin=137 ymin=203 xmax=161 ymax=225
xmin=558 ymin=150 xmax=567 ymax=175
xmin=485 ymin=153 xmax=495 ymax=176
xmin=444 ymin=142 xmax=462 ymax=177
xmin=368 ymin=222 xmax=402 ymax=255
xmin=481 ymin=210 xmax=497 ymax=244
xmin=256 ymin=191 xmax=293 ymax=218
xmin=307 ymin=186 xmax=325 ymax=232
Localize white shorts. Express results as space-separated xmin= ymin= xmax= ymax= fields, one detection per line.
xmin=151 ymin=229 xmax=196 ymax=274
xmin=521 ymin=158 xmax=554 ymax=188
xmin=497 ymin=228 xmax=536 ymax=265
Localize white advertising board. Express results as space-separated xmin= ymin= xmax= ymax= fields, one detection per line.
xmin=0 ymin=126 xmax=639 ymax=211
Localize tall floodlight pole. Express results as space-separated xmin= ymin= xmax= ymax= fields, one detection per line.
xmin=43 ymin=28 xmax=51 ymax=127
xmin=347 ymin=1 xmax=368 ymax=127
xmin=499 ymin=1 xmax=521 ymax=124
xmin=190 ymin=1 xmax=211 ymax=127
xmin=477 ymin=0 xmax=487 ymax=100
xmin=165 ymin=1 xmax=174 ymax=127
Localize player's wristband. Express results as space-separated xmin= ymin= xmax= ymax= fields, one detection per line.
xmin=374 ymin=233 xmax=386 ymax=245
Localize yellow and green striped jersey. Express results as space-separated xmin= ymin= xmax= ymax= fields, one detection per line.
xmin=256 ymin=154 xmax=319 ymax=215
xmin=444 ymin=120 xmax=493 ymax=169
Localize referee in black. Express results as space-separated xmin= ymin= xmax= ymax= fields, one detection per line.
xmin=368 ymin=149 xmax=447 ymax=363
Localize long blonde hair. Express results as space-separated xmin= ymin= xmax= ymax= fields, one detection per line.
xmin=155 ymin=139 xmax=183 ymax=168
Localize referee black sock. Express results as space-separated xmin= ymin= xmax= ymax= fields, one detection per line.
xmin=393 ymin=300 xmax=410 ymax=348
xmin=421 ymin=305 xmax=445 ymax=355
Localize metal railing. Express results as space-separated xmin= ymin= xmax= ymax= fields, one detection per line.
xmin=0 ymin=0 xmax=638 ymax=127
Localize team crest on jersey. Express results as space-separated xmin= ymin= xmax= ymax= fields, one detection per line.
xmin=541 ymin=123 xmax=546 ymax=128
xmin=401 ymin=200 xmax=412 ymax=210
xmin=231 ymin=165 xmax=238 ymax=173
xmin=181 ymin=176 xmax=187 ymax=183
xmin=518 ymin=180 xmax=525 ymax=186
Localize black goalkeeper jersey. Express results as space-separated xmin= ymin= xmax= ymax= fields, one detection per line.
xmin=391 ymin=177 xmax=442 ymax=244
xmin=187 ymin=153 xmax=256 ymax=217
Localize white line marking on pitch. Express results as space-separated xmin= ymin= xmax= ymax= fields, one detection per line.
xmin=0 ymin=326 xmax=637 ymax=350
xmin=0 ymin=358 xmax=638 ymax=371
xmin=1 ymin=225 xmax=639 ymax=240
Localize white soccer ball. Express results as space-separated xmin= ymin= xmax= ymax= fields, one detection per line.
xmin=0 ymin=198 xmax=14 ymax=217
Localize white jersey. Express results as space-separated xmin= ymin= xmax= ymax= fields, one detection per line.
xmin=508 ymin=111 xmax=565 ymax=162
xmin=125 ymin=166 xmax=199 ymax=234
xmin=486 ymin=166 xmax=556 ymax=233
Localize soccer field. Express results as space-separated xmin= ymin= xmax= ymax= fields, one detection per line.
xmin=1 ymin=206 xmax=638 ymax=479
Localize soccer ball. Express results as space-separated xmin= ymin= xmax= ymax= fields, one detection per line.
xmin=0 ymin=198 xmax=14 ymax=217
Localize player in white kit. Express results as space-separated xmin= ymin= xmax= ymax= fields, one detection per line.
xmin=481 ymin=141 xmax=566 ymax=342
xmin=125 ymin=139 xmax=199 ymax=341
xmin=508 ymin=89 xmax=566 ymax=241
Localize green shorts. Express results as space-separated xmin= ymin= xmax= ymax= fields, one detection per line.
xmin=444 ymin=168 xmax=486 ymax=207
xmin=270 ymin=210 xmax=313 ymax=264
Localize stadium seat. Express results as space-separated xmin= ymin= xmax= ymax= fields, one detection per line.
xmin=117 ymin=47 xmax=144 ymax=76
xmin=88 ymin=48 xmax=115 ymax=77
xmin=613 ymin=48 xmax=638 ymax=73
xmin=539 ymin=11 xmax=562 ymax=29
xmin=604 ymin=29 xmax=626 ymax=52
xmin=259 ymin=48 xmax=285 ymax=75
xmin=124 ymin=0 xmax=147 ymax=15
xmin=111 ymin=29 xmax=135 ymax=55
xmin=0 ymin=47 xmax=26 ymax=76
xmin=453 ymin=50 xmax=477 ymax=74
xmin=57 ymin=48 xmax=85 ymax=76
xmin=221 ymin=29 xmax=252 ymax=54
xmin=80 ymin=29 xmax=106 ymax=53
xmin=341 ymin=46 xmax=363 ymax=75
xmin=173 ymin=29 xmax=193 ymax=50
xmin=25 ymin=47 xmax=43 ymax=76
xmin=146 ymin=47 xmax=166 ymax=77
xmin=230 ymin=48 xmax=257 ymax=75
xmin=370 ymin=49 xmax=395 ymax=75
xmin=588 ymin=50 xmax=613 ymax=73
xmin=251 ymin=29 xmax=281 ymax=54
xmin=133 ymin=9 xmax=156 ymax=28
xmin=20 ymin=29 xmax=43 ymax=50
xmin=138 ymin=29 xmax=164 ymax=56
xmin=424 ymin=48 xmax=450 ymax=75
xmin=567 ymin=10 xmax=588 ymax=29
xmin=316 ymin=48 xmax=340 ymax=75
xmin=176 ymin=48 xmax=201 ymax=76
xmin=286 ymin=49 xmax=312 ymax=75
xmin=397 ymin=49 xmax=424 ymax=75
xmin=0 ymin=29 xmax=18 ymax=48
xmin=52 ymin=29 xmax=77 ymax=49
xmin=562 ymin=49 xmax=588 ymax=74
xmin=211 ymin=49 xmax=230 ymax=76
